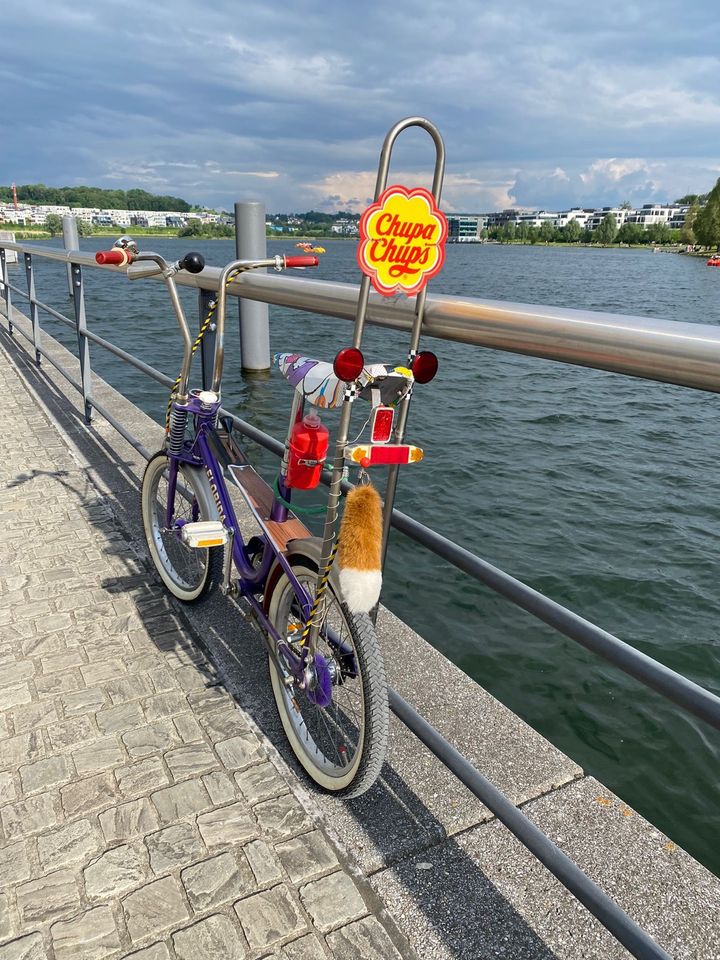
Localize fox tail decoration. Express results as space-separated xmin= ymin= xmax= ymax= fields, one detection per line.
xmin=337 ymin=484 xmax=383 ymax=613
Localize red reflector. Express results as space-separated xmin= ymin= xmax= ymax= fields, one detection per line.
xmin=333 ymin=347 xmax=365 ymax=382
xmin=412 ymin=351 xmax=438 ymax=384
xmin=370 ymin=406 xmax=394 ymax=443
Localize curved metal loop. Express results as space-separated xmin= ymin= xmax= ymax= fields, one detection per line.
xmin=372 ymin=115 xmax=446 ymax=203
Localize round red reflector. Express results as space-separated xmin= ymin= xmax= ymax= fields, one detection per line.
xmin=412 ymin=351 xmax=439 ymax=384
xmin=333 ymin=348 xmax=365 ymax=382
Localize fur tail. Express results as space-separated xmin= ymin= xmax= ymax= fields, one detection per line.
xmin=337 ymin=484 xmax=383 ymax=613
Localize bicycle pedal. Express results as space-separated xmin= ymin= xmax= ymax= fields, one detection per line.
xmin=180 ymin=521 xmax=228 ymax=548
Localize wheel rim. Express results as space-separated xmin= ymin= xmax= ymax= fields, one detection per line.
xmin=274 ymin=572 xmax=366 ymax=783
xmin=147 ymin=460 xmax=208 ymax=594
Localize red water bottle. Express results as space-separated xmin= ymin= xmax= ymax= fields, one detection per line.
xmin=286 ymin=412 xmax=329 ymax=490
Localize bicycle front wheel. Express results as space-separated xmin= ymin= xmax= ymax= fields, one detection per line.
xmin=141 ymin=451 xmax=223 ymax=603
xmin=265 ymin=556 xmax=389 ymax=798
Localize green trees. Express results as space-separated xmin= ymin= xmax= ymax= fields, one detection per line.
xmin=616 ymin=222 xmax=644 ymax=245
xmin=680 ymin=203 xmax=699 ymax=245
xmin=44 ymin=214 xmax=62 ymax=236
xmin=179 ymin=220 xmax=233 ymax=238
xmin=0 ymin=184 xmax=191 ymax=211
xmin=540 ymin=220 xmax=556 ymax=242
xmin=562 ymin=219 xmax=582 ymax=243
xmin=694 ymin=178 xmax=720 ymax=248
xmin=595 ymin=213 xmax=617 ymax=245
xmin=77 ymin=220 xmax=94 ymax=237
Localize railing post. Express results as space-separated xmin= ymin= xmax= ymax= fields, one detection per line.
xmin=23 ymin=253 xmax=42 ymax=365
xmin=198 ymin=288 xmax=217 ymax=391
xmin=0 ymin=247 xmax=13 ymax=335
xmin=234 ymin=200 xmax=270 ymax=375
xmin=71 ymin=263 xmax=93 ymax=422
xmin=62 ymin=215 xmax=79 ymax=300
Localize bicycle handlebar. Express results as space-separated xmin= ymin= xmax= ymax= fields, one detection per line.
xmin=284 ymin=255 xmax=320 ymax=268
xmin=95 ymin=249 xmax=133 ymax=266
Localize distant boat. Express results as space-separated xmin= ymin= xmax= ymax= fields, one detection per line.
xmin=707 ymin=255 xmax=720 ymax=267
xmin=0 ymin=230 xmax=18 ymax=265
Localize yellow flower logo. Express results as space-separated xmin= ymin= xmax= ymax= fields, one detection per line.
xmin=358 ymin=185 xmax=447 ymax=296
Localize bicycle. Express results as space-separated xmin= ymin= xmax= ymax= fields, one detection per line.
xmin=97 ymin=119 xmax=445 ymax=798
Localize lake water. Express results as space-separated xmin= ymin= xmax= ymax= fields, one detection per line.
xmin=14 ymin=236 xmax=720 ymax=876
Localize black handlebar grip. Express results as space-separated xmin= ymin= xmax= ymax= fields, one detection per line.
xmin=179 ymin=252 xmax=205 ymax=274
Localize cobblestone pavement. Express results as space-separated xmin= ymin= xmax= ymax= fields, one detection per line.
xmin=0 ymin=348 xmax=410 ymax=958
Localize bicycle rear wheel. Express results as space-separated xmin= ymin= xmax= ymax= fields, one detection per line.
xmin=265 ymin=555 xmax=389 ymax=797
xmin=141 ymin=451 xmax=223 ymax=603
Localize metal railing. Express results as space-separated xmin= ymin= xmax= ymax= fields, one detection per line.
xmin=2 ymin=228 xmax=718 ymax=959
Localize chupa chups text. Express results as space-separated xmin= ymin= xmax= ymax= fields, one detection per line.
xmin=357 ymin=185 xmax=448 ymax=297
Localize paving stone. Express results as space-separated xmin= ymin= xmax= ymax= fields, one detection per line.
xmin=164 ymin=743 xmax=219 ymax=781
xmin=17 ymin=869 xmax=81 ymax=924
xmin=95 ymin=701 xmax=144 ymax=735
xmin=37 ymin=818 xmax=102 ymax=871
xmin=299 ymin=872 xmax=366 ymax=933
xmin=0 ymin=682 xmax=32 ymax=711
xmin=122 ymin=877 xmax=190 ymax=943
xmin=244 ymin=839 xmax=283 ymax=887
xmin=84 ymin=844 xmax=147 ymax=901
xmin=50 ymin=905 xmax=121 ymax=960
xmin=100 ymin=797 xmax=159 ymax=842
xmin=0 ymin=661 xmax=34 ymax=687
xmin=145 ymin=823 xmax=206 ymax=874
xmin=61 ymin=772 xmax=119 ymax=817
xmin=0 ymin=933 xmax=48 ymax=960
xmin=61 ymin=687 xmax=106 ymax=718
xmin=19 ymin=754 xmax=73 ymax=795
xmin=122 ymin=945 xmax=170 ymax=960
xmin=235 ymin=762 xmax=289 ymax=805
xmin=215 ymin=733 xmax=264 ymax=771
xmin=1 ymin=792 xmax=58 ymax=839
xmin=80 ymin=659 xmax=126 ymax=686
xmin=197 ymin=801 xmax=257 ymax=848
xmin=172 ymin=914 xmax=247 ymax=960
xmin=0 ymin=839 xmax=31 ymax=886
xmin=281 ymin=934 xmax=328 ymax=960
xmin=325 ymin=916 xmax=403 ymax=959
xmin=173 ymin=664 xmax=217 ymax=691
xmin=173 ymin=715 xmax=203 ymax=743
xmin=47 ymin=716 xmax=94 ymax=751
xmin=202 ymin=771 xmax=237 ymax=805
xmin=141 ymin=693 xmax=188 ymax=722
xmin=0 ymin=770 xmax=17 ymax=803
xmin=115 ymin=758 xmax=169 ymax=799
xmin=151 ymin=779 xmax=212 ymax=825
xmin=146 ymin=667 xmax=179 ymax=694
xmin=0 ymin=889 xmax=19 ymax=942
xmin=122 ymin=721 xmax=179 ymax=760
xmin=40 ymin=649 xmax=84 ymax=674
xmin=276 ymin=831 xmax=339 ymax=884
xmin=254 ymin=794 xmax=312 ymax=841
xmin=234 ymin=884 xmax=306 ymax=951
xmin=34 ymin=672 xmax=81 ymax=698
xmin=181 ymin=851 xmax=255 ymax=911
xmin=186 ymin=686 xmax=233 ymax=714
xmin=72 ymin=736 xmax=126 ymax=776
xmin=10 ymin=700 xmax=58 ymax=734
xmin=199 ymin=708 xmax=249 ymax=742
xmin=0 ymin=731 xmax=45 ymax=769
xmin=105 ymin=675 xmax=154 ymax=705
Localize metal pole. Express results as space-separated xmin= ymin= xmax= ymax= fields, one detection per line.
xmin=0 ymin=248 xmax=13 ymax=335
xmin=62 ymin=215 xmax=79 ymax=300
xmin=198 ymin=288 xmax=217 ymax=391
xmin=23 ymin=253 xmax=41 ymax=365
xmin=71 ymin=263 xmax=93 ymax=422
xmin=234 ymin=201 xmax=270 ymax=374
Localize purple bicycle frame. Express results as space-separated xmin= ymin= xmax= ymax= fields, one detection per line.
xmin=164 ymin=396 xmax=313 ymax=684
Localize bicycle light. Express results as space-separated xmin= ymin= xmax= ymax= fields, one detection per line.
xmin=333 ymin=348 xmax=365 ymax=382
xmin=370 ymin=406 xmax=394 ymax=443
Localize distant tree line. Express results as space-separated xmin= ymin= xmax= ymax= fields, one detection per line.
xmin=0 ymin=184 xmax=191 ymax=211
xmin=487 ymin=217 xmax=684 ymax=246
xmin=178 ymin=220 xmax=234 ymax=238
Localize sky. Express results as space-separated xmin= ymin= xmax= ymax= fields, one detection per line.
xmin=1 ymin=0 xmax=720 ymax=214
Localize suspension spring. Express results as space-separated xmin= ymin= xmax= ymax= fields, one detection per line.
xmin=167 ymin=407 xmax=188 ymax=456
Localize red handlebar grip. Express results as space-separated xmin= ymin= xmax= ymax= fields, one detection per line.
xmin=284 ymin=255 xmax=319 ymax=268
xmin=95 ymin=249 xmax=131 ymax=266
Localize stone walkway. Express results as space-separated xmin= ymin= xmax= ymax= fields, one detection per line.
xmin=0 ymin=349 xmax=410 ymax=958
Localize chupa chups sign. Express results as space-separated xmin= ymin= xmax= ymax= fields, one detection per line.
xmin=357 ymin=185 xmax=448 ymax=297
